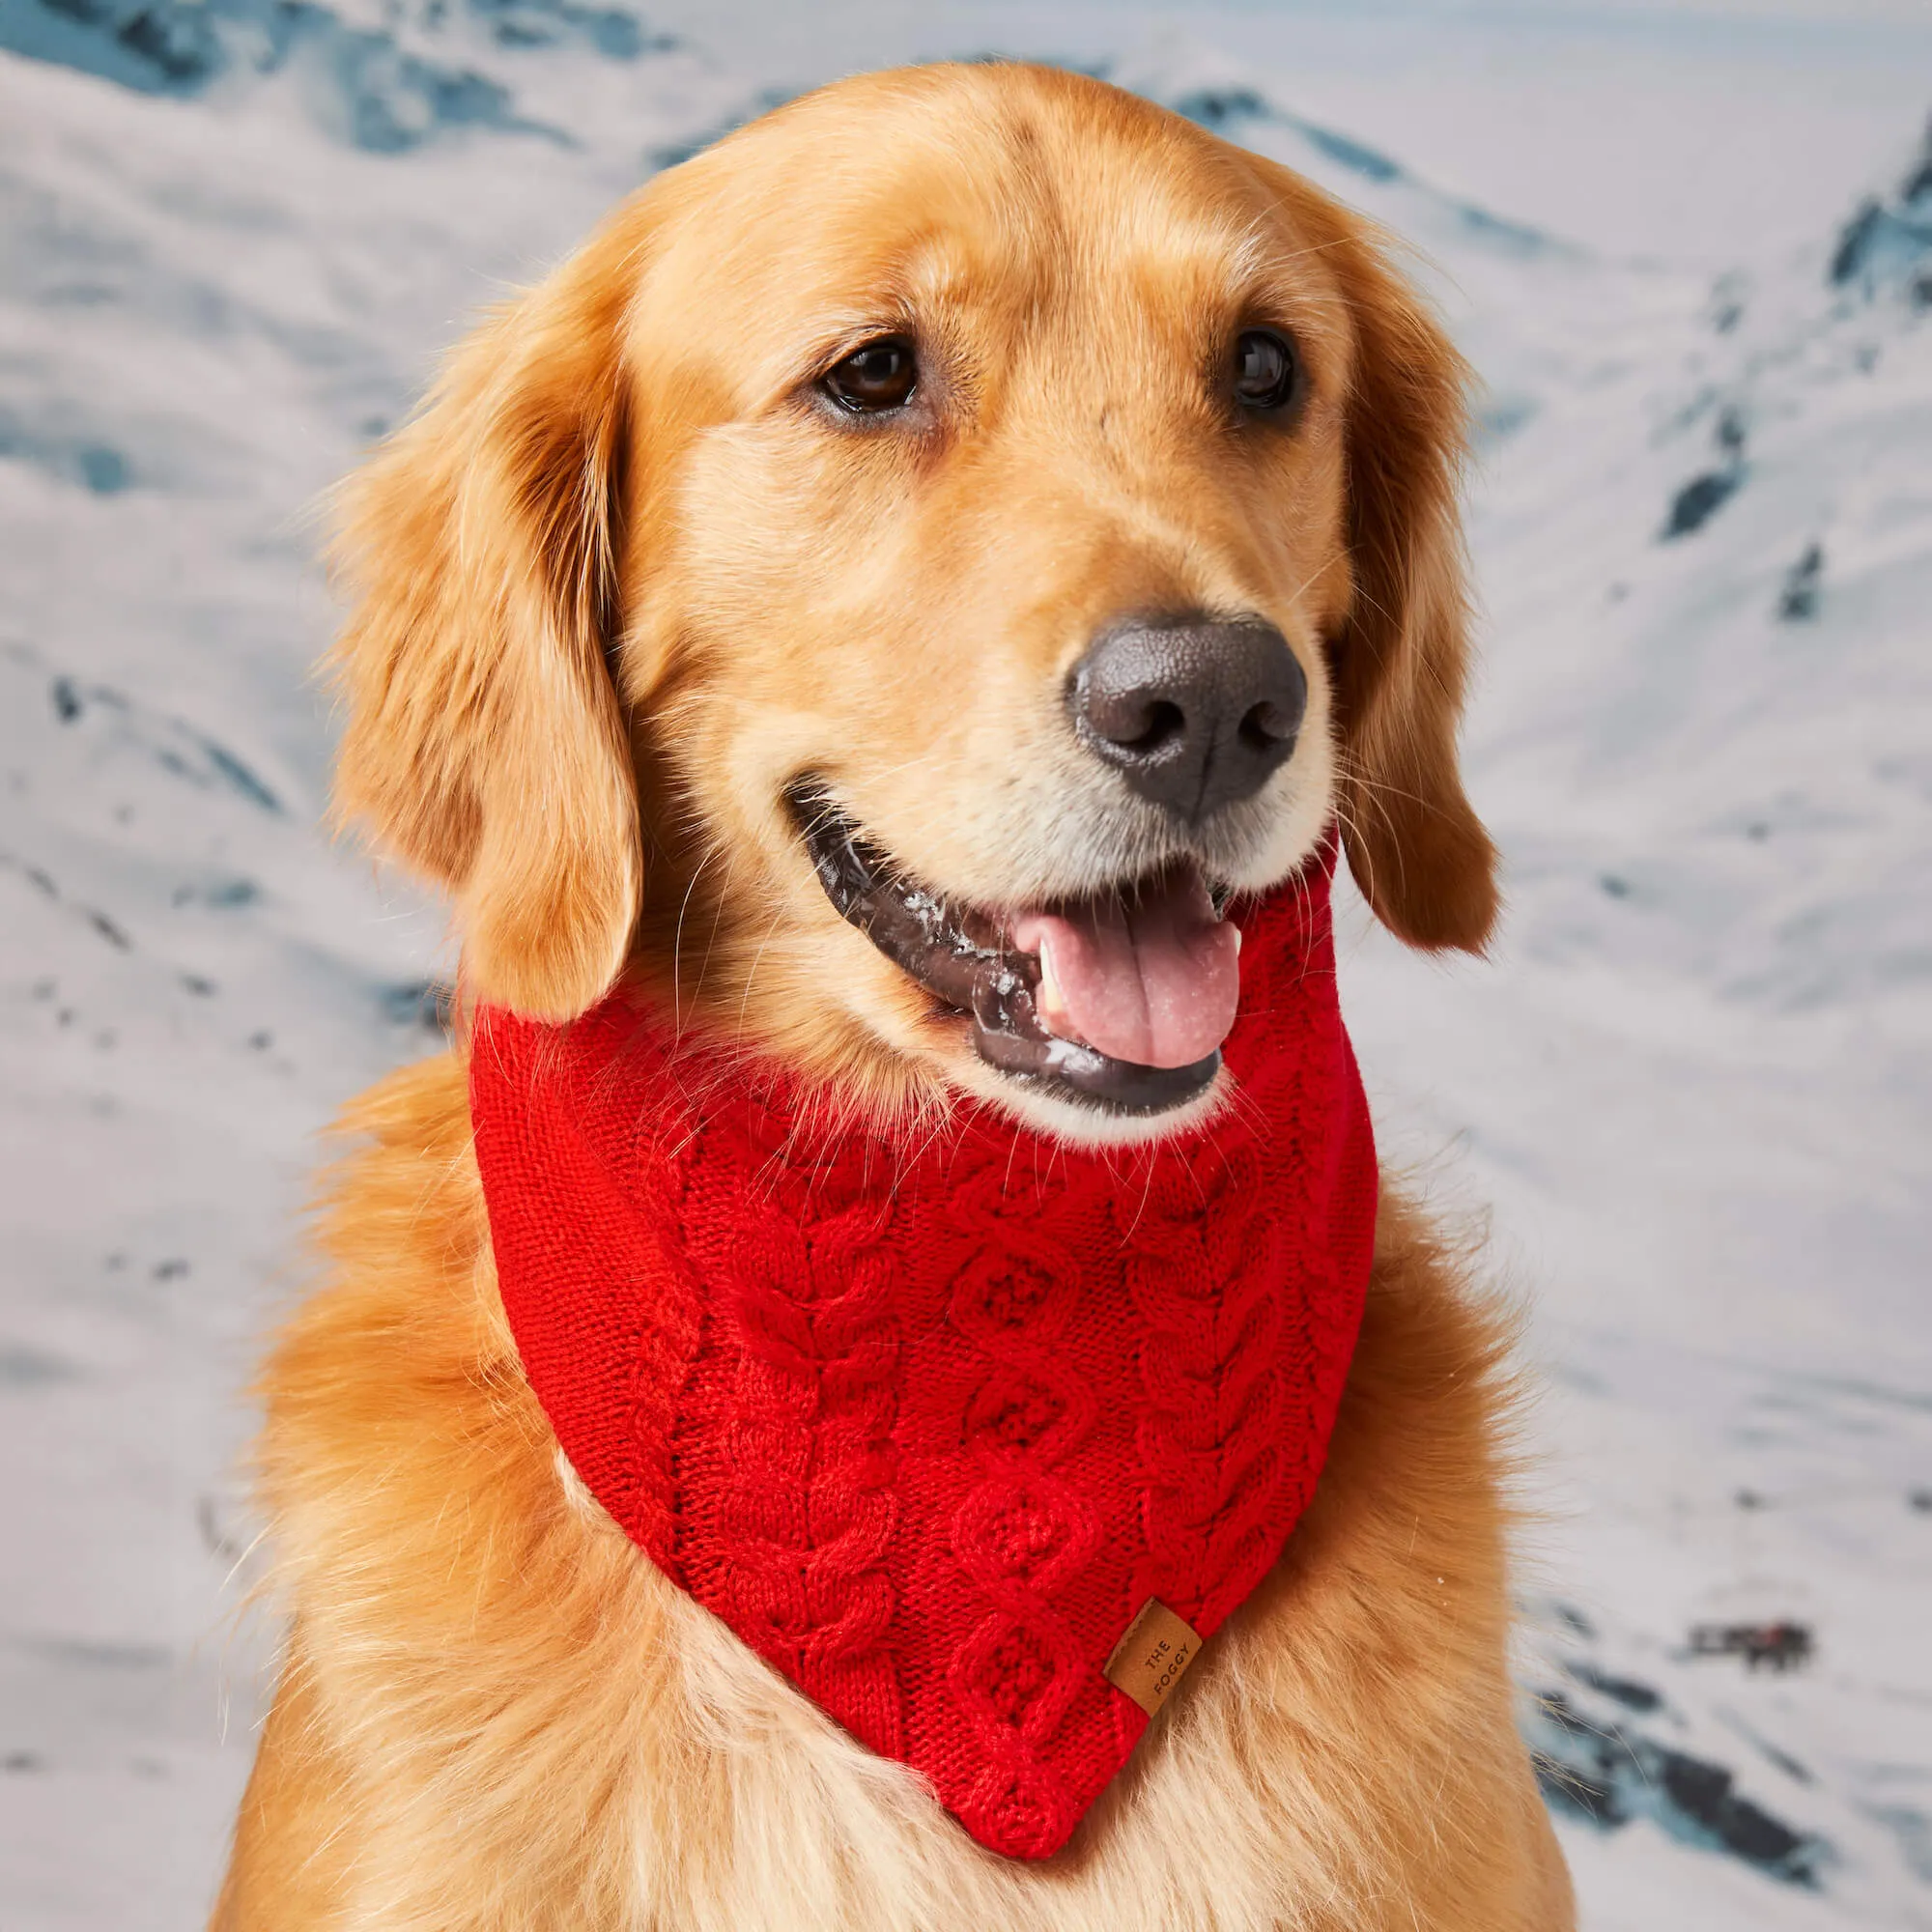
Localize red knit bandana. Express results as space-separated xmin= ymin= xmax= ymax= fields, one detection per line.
xmin=469 ymin=847 xmax=1376 ymax=1861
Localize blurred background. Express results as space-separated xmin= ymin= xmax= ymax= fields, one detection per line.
xmin=2 ymin=1 xmax=1929 ymax=1926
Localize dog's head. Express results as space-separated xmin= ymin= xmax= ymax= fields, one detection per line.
xmin=331 ymin=64 xmax=1495 ymax=1143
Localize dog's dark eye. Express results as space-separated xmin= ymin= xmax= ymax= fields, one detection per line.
xmin=823 ymin=337 xmax=918 ymax=413
xmin=1234 ymin=329 xmax=1295 ymax=412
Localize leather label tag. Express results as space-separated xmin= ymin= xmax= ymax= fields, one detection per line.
xmin=1103 ymin=1598 xmax=1203 ymax=1718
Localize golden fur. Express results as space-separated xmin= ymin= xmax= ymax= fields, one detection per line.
xmin=215 ymin=62 xmax=1573 ymax=1928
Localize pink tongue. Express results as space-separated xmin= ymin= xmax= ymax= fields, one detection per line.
xmin=1009 ymin=868 xmax=1240 ymax=1069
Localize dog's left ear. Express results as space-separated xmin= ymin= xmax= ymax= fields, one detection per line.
xmin=1246 ymin=162 xmax=1500 ymax=952
xmin=1326 ymin=214 xmax=1498 ymax=952
xmin=327 ymin=209 xmax=651 ymax=1019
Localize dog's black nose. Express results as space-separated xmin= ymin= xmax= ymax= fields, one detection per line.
xmin=1068 ymin=614 xmax=1307 ymax=821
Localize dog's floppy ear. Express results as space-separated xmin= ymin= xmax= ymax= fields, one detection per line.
xmin=1320 ymin=210 xmax=1499 ymax=952
xmin=328 ymin=220 xmax=645 ymax=1020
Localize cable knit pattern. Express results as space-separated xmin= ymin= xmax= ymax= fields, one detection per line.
xmin=680 ymin=1107 xmax=907 ymax=1747
xmin=469 ymin=843 xmax=1377 ymax=1861
xmin=941 ymin=1171 xmax=1101 ymax=1852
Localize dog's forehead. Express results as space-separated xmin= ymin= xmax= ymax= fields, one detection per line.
xmin=638 ymin=67 xmax=1334 ymax=378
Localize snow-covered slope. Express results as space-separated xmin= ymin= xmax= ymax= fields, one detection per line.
xmin=2 ymin=9 xmax=1928 ymax=1929
xmin=1328 ymin=111 xmax=1932 ymax=1932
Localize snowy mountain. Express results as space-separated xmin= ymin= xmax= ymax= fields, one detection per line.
xmin=1328 ymin=111 xmax=1932 ymax=1932
xmin=2 ymin=8 xmax=1928 ymax=1929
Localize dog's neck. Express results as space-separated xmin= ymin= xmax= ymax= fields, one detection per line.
xmin=467 ymin=844 xmax=1376 ymax=1860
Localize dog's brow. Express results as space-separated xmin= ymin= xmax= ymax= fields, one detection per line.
xmin=735 ymin=298 xmax=923 ymax=403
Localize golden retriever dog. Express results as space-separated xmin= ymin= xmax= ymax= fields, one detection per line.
xmin=213 ymin=61 xmax=1574 ymax=1931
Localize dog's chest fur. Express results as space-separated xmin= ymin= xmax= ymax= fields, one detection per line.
xmin=223 ymin=1055 xmax=1570 ymax=1932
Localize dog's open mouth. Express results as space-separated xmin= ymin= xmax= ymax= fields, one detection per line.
xmin=787 ymin=784 xmax=1240 ymax=1116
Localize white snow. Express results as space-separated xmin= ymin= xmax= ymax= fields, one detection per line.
xmin=2 ymin=4 xmax=1928 ymax=1927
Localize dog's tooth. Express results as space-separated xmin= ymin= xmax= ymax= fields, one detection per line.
xmin=1037 ymin=935 xmax=1069 ymax=1032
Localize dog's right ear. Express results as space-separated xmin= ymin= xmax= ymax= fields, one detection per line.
xmin=328 ymin=212 xmax=651 ymax=1022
